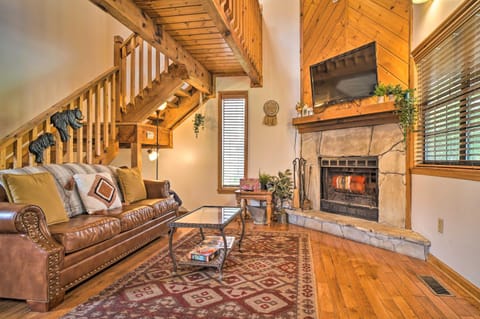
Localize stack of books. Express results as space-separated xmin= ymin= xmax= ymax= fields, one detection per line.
xmin=188 ymin=236 xmax=235 ymax=262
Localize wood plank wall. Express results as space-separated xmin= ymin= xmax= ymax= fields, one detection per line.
xmin=301 ymin=0 xmax=410 ymax=107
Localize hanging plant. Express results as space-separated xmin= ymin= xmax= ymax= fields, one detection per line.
xmin=193 ymin=113 xmax=205 ymax=138
xmin=394 ymin=88 xmax=418 ymax=142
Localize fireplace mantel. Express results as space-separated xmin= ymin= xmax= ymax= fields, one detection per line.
xmin=292 ymin=101 xmax=398 ymax=133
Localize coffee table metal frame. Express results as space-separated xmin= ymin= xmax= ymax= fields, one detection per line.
xmin=168 ymin=205 xmax=245 ymax=279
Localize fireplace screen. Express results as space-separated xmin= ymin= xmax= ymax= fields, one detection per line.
xmin=320 ymin=156 xmax=378 ymax=221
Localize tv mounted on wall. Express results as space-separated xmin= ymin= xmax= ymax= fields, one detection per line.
xmin=310 ymin=42 xmax=378 ymax=107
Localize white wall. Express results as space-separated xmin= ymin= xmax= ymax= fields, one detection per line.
xmin=0 ymin=0 xmax=130 ymax=137
xmin=411 ymin=0 xmax=480 ymax=287
xmin=112 ymin=0 xmax=301 ymax=210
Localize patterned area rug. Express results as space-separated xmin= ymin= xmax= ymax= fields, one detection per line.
xmin=62 ymin=230 xmax=318 ymax=319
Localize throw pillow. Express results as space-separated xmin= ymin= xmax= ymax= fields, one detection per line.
xmin=2 ymin=172 xmax=69 ymax=225
xmin=116 ymin=167 xmax=147 ymax=204
xmin=73 ymin=172 xmax=122 ymax=213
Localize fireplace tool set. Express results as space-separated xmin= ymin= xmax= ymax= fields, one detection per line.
xmin=292 ymin=157 xmax=311 ymax=210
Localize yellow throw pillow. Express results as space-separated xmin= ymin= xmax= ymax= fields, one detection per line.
xmin=116 ymin=167 xmax=147 ymax=204
xmin=2 ymin=172 xmax=69 ymax=225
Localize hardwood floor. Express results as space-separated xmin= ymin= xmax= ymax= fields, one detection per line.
xmin=1 ymin=223 xmax=479 ymax=318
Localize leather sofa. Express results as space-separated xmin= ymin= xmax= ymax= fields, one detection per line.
xmin=0 ymin=163 xmax=180 ymax=312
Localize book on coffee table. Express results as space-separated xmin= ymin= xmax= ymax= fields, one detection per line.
xmin=189 ymin=245 xmax=219 ymax=262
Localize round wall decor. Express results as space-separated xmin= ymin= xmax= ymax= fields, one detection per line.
xmin=263 ymin=99 xmax=279 ymax=126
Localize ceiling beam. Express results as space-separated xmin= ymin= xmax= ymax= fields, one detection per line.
xmin=90 ymin=0 xmax=212 ymax=94
xmin=201 ymin=1 xmax=262 ymax=87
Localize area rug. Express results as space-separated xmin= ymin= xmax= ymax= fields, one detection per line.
xmin=61 ymin=230 xmax=318 ymax=319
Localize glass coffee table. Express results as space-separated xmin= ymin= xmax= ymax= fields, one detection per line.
xmin=168 ymin=206 xmax=245 ymax=279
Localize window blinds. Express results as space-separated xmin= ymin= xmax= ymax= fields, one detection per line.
xmin=221 ymin=95 xmax=247 ymax=187
xmin=415 ymin=10 xmax=480 ymax=166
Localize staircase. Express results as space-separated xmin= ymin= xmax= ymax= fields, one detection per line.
xmin=0 ymin=0 xmax=262 ymax=170
xmin=0 ymin=33 xmax=203 ymax=170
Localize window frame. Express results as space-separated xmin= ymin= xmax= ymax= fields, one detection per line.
xmin=411 ymin=1 xmax=480 ymax=181
xmin=217 ymin=91 xmax=248 ymax=193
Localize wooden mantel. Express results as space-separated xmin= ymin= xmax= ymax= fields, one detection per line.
xmin=292 ymin=101 xmax=399 ymax=133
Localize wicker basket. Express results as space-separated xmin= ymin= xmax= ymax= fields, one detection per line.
xmin=246 ymin=205 xmax=266 ymax=225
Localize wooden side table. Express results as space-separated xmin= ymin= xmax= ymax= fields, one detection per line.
xmin=234 ymin=190 xmax=273 ymax=225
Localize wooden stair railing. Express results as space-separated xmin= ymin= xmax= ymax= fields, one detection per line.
xmin=210 ymin=0 xmax=263 ymax=86
xmin=117 ymin=34 xmax=182 ymax=121
xmin=0 ymin=67 xmax=119 ymax=169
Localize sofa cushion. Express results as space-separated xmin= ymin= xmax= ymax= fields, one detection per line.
xmin=2 ymin=172 xmax=69 ymax=225
xmin=116 ymin=167 xmax=147 ymax=204
xmin=135 ymin=197 xmax=179 ymax=218
xmin=92 ymin=204 xmax=155 ymax=232
xmin=73 ymin=172 xmax=122 ymax=213
xmin=49 ymin=215 xmax=122 ymax=253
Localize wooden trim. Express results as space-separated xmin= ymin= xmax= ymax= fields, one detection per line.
xmin=217 ymin=91 xmax=249 ymax=193
xmin=412 ymin=0 xmax=479 ymax=61
xmin=412 ymin=165 xmax=480 ymax=182
xmin=428 ymin=254 xmax=480 ymax=305
xmin=293 ymin=109 xmax=398 ymax=133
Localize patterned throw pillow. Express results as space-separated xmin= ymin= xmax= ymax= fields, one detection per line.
xmin=73 ymin=172 xmax=122 ymax=214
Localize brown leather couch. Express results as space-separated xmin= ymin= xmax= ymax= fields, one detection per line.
xmin=0 ymin=164 xmax=180 ymax=312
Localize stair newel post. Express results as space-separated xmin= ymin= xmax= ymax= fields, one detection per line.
xmin=65 ymin=101 xmax=75 ymax=163
xmin=113 ymin=35 xmax=123 ymax=125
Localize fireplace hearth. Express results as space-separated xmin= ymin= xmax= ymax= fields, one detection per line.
xmin=320 ymin=156 xmax=378 ymax=221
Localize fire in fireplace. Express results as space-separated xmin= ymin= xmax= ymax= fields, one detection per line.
xmin=319 ymin=156 xmax=378 ymax=221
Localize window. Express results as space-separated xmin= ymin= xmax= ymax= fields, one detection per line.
xmin=414 ymin=3 xmax=480 ymax=167
xmin=218 ymin=91 xmax=248 ymax=193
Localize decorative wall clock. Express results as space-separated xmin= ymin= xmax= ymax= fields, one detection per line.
xmin=263 ymin=99 xmax=279 ymax=126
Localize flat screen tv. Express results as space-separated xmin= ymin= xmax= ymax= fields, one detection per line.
xmin=310 ymin=42 xmax=378 ymax=107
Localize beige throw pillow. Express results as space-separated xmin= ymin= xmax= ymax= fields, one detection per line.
xmin=2 ymin=172 xmax=69 ymax=225
xmin=116 ymin=167 xmax=147 ymax=204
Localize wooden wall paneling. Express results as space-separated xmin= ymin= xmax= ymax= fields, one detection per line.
xmin=347 ymin=7 xmax=409 ymax=63
xmin=348 ymin=0 xmax=408 ymax=42
xmin=301 ymin=0 xmax=410 ymax=106
xmin=302 ymin=0 xmax=347 ymax=106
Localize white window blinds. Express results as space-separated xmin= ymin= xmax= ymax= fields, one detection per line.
xmin=415 ymin=7 xmax=480 ymax=166
xmin=219 ymin=92 xmax=248 ymax=190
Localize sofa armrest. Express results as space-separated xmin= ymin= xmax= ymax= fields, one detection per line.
xmin=144 ymin=179 xmax=171 ymax=198
xmin=0 ymin=202 xmax=65 ymax=311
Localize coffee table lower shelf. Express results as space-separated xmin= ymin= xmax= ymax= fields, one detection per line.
xmin=175 ymin=248 xmax=230 ymax=276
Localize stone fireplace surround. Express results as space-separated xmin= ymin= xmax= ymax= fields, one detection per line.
xmin=299 ymin=123 xmax=406 ymax=228
xmin=288 ymin=119 xmax=430 ymax=260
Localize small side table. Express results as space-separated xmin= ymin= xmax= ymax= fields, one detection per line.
xmin=234 ymin=190 xmax=273 ymax=225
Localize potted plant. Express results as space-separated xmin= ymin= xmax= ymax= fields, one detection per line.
xmin=394 ymin=88 xmax=417 ymax=142
xmin=258 ymin=172 xmax=272 ymax=190
xmin=374 ymin=83 xmax=387 ymax=103
xmin=193 ymin=113 xmax=205 ymax=138
xmin=268 ymin=169 xmax=293 ymax=223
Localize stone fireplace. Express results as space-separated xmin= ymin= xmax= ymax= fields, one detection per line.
xmin=300 ymin=123 xmax=406 ymax=228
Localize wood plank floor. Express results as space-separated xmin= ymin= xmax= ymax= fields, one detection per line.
xmin=1 ymin=223 xmax=479 ymax=318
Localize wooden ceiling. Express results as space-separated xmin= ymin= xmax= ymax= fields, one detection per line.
xmin=133 ymin=0 xmax=245 ymax=77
